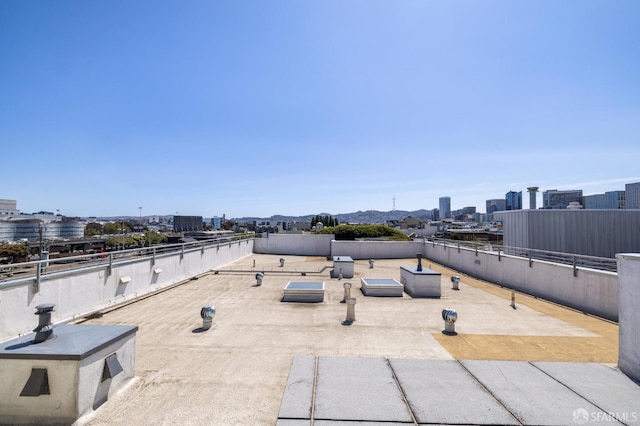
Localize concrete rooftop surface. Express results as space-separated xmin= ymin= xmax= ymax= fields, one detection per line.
xmin=74 ymin=255 xmax=639 ymax=426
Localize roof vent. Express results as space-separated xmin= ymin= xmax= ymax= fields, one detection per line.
xmin=33 ymin=303 xmax=55 ymax=343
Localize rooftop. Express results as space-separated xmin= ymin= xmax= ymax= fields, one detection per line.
xmin=69 ymin=254 xmax=639 ymax=425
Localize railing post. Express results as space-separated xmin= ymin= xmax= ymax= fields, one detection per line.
xmin=498 ymin=249 xmax=501 ymax=262
xmin=457 ymin=242 xmax=460 ymax=253
xmin=573 ymin=256 xmax=577 ymax=277
xmin=34 ymin=260 xmax=41 ymax=292
xmin=181 ymin=244 xmax=185 ymax=260
xmin=108 ymin=253 xmax=113 ymax=275
xmin=528 ymin=252 xmax=533 ymax=267
xmin=152 ymin=247 xmax=156 ymax=266
xmin=475 ymin=244 xmax=478 ymax=257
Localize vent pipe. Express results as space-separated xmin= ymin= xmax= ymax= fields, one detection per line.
xmin=33 ymin=303 xmax=55 ymax=343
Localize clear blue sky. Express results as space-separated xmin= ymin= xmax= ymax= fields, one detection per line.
xmin=2 ymin=1 xmax=639 ymax=218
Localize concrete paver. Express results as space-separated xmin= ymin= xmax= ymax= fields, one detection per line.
xmin=314 ymin=356 xmax=413 ymax=423
xmin=533 ymin=362 xmax=640 ymax=425
xmin=389 ymin=358 xmax=518 ymax=425
xmin=461 ymin=360 xmax=623 ymax=425
xmin=278 ymin=356 xmax=315 ymax=420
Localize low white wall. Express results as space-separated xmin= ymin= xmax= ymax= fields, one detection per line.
xmin=0 ymin=240 xmax=254 ymax=342
xmin=424 ymin=240 xmax=619 ymax=321
xmin=616 ymin=253 xmax=640 ymax=382
xmin=254 ymin=234 xmax=334 ymax=256
xmin=331 ymin=240 xmax=425 ymax=260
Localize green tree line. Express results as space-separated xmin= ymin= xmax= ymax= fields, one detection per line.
xmin=316 ymin=224 xmax=410 ymax=241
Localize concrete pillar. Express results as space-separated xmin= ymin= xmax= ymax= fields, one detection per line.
xmin=616 ymin=253 xmax=640 ymax=382
xmin=344 ymin=298 xmax=356 ymax=324
xmin=527 ymin=186 xmax=539 ymax=210
xmin=341 ymin=282 xmax=352 ymax=303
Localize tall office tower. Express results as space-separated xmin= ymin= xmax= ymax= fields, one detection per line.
xmin=625 ymin=182 xmax=640 ymax=209
xmin=486 ymin=199 xmax=506 ymax=214
xmin=439 ymin=196 xmax=451 ymax=220
xmin=527 ymin=187 xmax=539 ymax=209
xmin=505 ymin=191 xmax=522 ymax=210
xmin=583 ymin=191 xmax=626 ymax=209
xmin=542 ymin=189 xmax=583 ymax=209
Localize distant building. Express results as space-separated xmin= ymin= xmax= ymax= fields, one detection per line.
xmin=211 ymin=217 xmax=221 ymax=230
xmin=495 ymin=209 xmax=640 ymax=258
xmin=486 ymin=199 xmax=506 ymax=214
xmin=173 ymin=215 xmax=203 ymax=232
xmin=583 ymin=191 xmax=625 ymax=209
xmin=0 ymin=217 xmax=85 ymax=243
xmin=626 ymin=182 xmax=640 ymax=209
xmin=452 ymin=206 xmax=476 ymax=221
xmin=0 ymin=199 xmax=19 ymax=217
xmin=505 ymin=191 xmax=522 ymax=210
xmin=542 ymin=189 xmax=583 ymax=209
xmin=438 ymin=197 xmax=451 ymax=220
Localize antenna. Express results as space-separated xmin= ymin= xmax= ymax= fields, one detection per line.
xmin=392 ymin=196 xmax=396 ymax=211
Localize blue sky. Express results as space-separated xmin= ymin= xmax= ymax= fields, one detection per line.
xmin=1 ymin=1 xmax=639 ymax=218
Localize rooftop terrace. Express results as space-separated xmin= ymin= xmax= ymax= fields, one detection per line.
xmin=65 ymin=254 xmax=638 ymax=425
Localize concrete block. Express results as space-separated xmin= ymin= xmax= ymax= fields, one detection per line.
xmin=400 ymin=266 xmax=441 ymax=298
xmin=534 ymin=362 xmax=640 ymax=424
xmin=389 ymin=359 xmax=517 ymax=425
xmin=461 ymin=360 xmax=606 ymax=426
xmin=278 ymin=356 xmax=316 ymax=420
xmin=314 ymin=357 xmax=412 ymax=423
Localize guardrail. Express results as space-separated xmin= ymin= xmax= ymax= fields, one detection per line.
xmin=425 ymin=237 xmax=618 ymax=273
xmin=0 ymin=235 xmax=254 ymax=289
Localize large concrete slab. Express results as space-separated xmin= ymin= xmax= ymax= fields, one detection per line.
xmin=314 ymin=356 xmax=413 ymax=423
xmin=533 ymin=362 xmax=640 ymax=425
xmin=462 ymin=360 xmax=623 ymax=426
xmin=389 ymin=359 xmax=518 ymax=425
xmin=278 ymin=356 xmax=316 ymax=420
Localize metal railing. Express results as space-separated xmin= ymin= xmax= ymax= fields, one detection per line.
xmin=0 ymin=234 xmax=254 ymax=287
xmin=425 ymin=237 xmax=618 ymax=273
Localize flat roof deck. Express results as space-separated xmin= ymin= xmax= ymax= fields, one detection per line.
xmin=76 ymin=254 xmax=629 ymax=425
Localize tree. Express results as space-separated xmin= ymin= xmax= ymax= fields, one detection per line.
xmin=144 ymin=230 xmax=167 ymax=245
xmin=84 ymin=222 xmax=104 ymax=236
xmin=317 ymin=224 xmax=410 ymax=241
xmin=0 ymin=243 xmax=31 ymax=264
xmin=311 ymin=214 xmax=338 ymax=228
xmin=103 ymin=222 xmax=132 ymax=235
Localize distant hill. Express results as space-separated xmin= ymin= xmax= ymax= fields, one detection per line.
xmin=236 ymin=209 xmax=434 ymax=224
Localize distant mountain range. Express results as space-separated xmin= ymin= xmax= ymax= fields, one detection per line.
xmin=236 ymin=209 xmax=435 ymax=224
xmin=91 ymin=209 xmax=435 ymax=224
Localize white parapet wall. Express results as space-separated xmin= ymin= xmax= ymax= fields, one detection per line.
xmin=424 ymin=240 xmax=619 ymax=321
xmin=254 ymin=234 xmax=334 ymax=256
xmin=331 ymin=240 xmax=425 ymax=260
xmin=0 ymin=239 xmax=254 ymax=342
xmin=616 ymin=253 xmax=640 ymax=382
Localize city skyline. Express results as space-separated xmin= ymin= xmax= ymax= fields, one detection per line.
xmin=2 ymin=1 xmax=639 ymax=218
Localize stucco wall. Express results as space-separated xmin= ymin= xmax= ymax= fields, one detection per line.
xmin=617 ymin=253 xmax=640 ymax=381
xmin=424 ymin=240 xmax=619 ymax=321
xmin=331 ymin=240 xmax=425 ymax=260
xmin=253 ymin=234 xmax=334 ymax=256
xmin=0 ymin=239 xmax=253 ymax=342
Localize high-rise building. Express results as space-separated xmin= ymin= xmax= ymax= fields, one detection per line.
xmin=438 ymin=197 xmax=451 ymax=220
xmin=583 ymin=191 xmax=625 ymax=209
xmin=505 ymin=191 xmax=522 ymax=210
xmin=542 ymin=189 xmax=583 ymax=209
xmin=626 ymin=182 xmax=640 ymax=209
xmin=486 ymin=199 xmax=506 ymax=214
